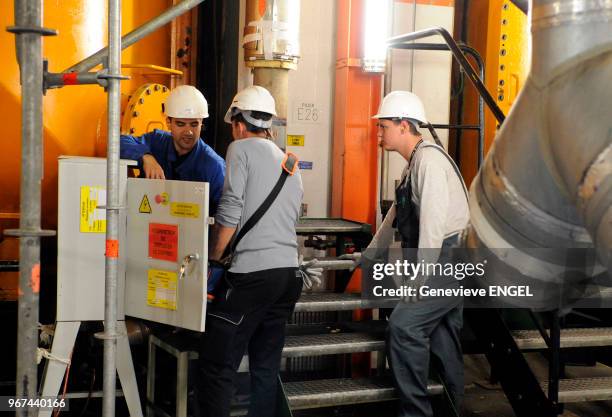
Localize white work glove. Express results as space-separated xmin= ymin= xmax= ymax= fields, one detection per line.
xmin=298 ymin=255 xmax=323 ymax=290
xmin=337 ymin=252 xmax=362 ymax=272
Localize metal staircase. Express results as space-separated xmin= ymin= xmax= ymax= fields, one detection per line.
xmin=279 ymin=291 xmax=442 ymax=412
xmin=280 ymin=294 xmax=612 ymax=414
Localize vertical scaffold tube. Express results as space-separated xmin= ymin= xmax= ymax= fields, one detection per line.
xmin=103 ymin=0 xmax=122 ymax=415
xmin=13 ymin=1 xmax=44 ymax=414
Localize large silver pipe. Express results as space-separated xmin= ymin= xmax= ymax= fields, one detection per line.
xmin=12 ymin=1 xmax=44 ymax=413
xmin=64 ymin=0 xmax=205 ymax=73
xmin=102 ymin=0 xmax=122 ymax=415
xmin=467 ymin=0 xmax=612 ymax=308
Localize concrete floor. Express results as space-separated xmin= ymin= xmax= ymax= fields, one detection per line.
xmin=461 ymin=354 xmax=612 ymax=417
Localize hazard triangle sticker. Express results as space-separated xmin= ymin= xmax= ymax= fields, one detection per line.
xmin=139 ymin=195 xmax=152 ymax=214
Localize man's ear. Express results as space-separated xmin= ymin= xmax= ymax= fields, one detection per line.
xmin=236 ymin=121 xmax=246 ymax=136
xmin=166 ymin=117 xmax=172 ymax=127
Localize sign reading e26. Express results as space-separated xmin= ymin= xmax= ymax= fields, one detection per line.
xmin=294 ymin=102 xmax=321 ymax=124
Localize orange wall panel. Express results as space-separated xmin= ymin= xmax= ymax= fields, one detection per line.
xmin=332 ymin=0 xmax=382 ymax=228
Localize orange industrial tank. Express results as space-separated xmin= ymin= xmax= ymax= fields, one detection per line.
xmin=0 ymin=0 xmax=176 ymax=298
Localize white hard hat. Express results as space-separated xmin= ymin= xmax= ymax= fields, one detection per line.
xmin=224 ymin=85 xmax=277 ymax=128
xmin=372 ymin=91 xmax=427 ymax=124
xmin=165 ymin=85 xmax=209 ymax=118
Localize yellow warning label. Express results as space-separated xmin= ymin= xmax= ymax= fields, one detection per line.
xmin=147 ymin=269 xmax=177 ymax=310
xmin=160 ymin=192 xmax=170 ymax=206
xmin=80 ymin=186 xmax=106 ymax=233
xmin=139 ymin=195 xmax=152 ymax=214
xmin=170 ymin=202 xmax=200 ymax=218
xmin=287 ymin=134 xmax=305 ymax=146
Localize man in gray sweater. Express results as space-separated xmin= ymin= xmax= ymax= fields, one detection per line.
xmin=197 ymin=86 xmax=303 ymax=417
xmin=370 ymin=91 xmax=470 ymax=417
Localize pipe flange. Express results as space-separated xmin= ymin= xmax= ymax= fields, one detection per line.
xmin=6 ymin=25 xmax=58 ymax=36
xmin=3 ymin=229 xmax=56 ymax=238
xmin=94 ymin=330 xmax=126 ymax=341
xmin=244 ymin=59 xmax=298 ymax=70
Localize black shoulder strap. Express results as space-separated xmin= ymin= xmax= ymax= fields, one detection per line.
xmin=230 ymin=153 xmax=298 ymax=253
xmin=421 ymin=144 xmax=469 ymax=202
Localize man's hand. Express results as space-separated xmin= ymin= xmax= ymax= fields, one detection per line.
xmin=337 ymin=252 xmax=362 ymax=272
xmin=142 ymin=154 xmax=166 ymax=179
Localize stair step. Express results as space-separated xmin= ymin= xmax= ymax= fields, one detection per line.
xmin=296 ymin=218 xmax=370 ymax=234
xmin=513 ymin=327 xmax=612 ymax=349
xmin=285 ymin=377 xmax=443 ymax=410
xmin=283 ymin=332 xmax=386 ymax=357
xmin=542 ymin=377 xmax=612 ymax=403
xmin=230 ymin=376 xmax=612 ymax=415
xmin=295 ymin=292 xmax=394 ymax=312
xmin=283 ymin=326 xmax=612 ymax=359
xmin=305 ymin=258 xmax=357 ymax=271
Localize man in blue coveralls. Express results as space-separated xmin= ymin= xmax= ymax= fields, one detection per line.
xmin=120 ymin=85 xmax=226 ymax=212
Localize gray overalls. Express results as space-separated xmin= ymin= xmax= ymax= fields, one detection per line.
xmin=387 ymin=141 xmax=467 ymax=417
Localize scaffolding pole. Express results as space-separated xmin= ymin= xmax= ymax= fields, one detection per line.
xmin=101 ymin=0 xmax=122 ymax=415
xmin=14 ymin=1 xmax=43 ymax=411
xmin=6 ymin=2 xmax=56 ymax=415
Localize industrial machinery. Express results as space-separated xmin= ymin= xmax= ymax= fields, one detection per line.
xmin=3 ymin=0 xmax=611 ymax=416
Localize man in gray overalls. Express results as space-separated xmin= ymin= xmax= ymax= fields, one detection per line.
xmin=370 ymin=91 xmax=470 ymax=416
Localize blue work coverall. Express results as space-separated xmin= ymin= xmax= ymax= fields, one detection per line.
xmin=120 ymin=129 xmax=226 ymax=213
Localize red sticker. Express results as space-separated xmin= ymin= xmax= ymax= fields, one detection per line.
xmin=62 ymin=72 xmax=78 ymax=85
xmin=149 ymin=223 xmax=179 ymax=262
xmin=106 ymin=239 xmax=119 ymax=258
xmin=31 ymin=264 xmax=40 ymax=293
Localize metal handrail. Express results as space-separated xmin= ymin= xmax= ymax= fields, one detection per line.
xmin=388 ymin=27 xmax=506 ymax=125
xmin=389 ymin=41 xmax=487 ymax=167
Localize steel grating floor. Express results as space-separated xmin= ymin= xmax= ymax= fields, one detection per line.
xmin=513 ymin=327 xmax=612 ymax=349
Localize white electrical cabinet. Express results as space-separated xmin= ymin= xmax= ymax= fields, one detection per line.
xmin=43 ymin=156 xmax=142 ymax=417
xmin=57 ymin=158 xmax=211 ymax=331
xmin=42 ymin=157 xmax=213 ymax=417
xmin=57 ymin=156 xmax=132 ymax=321
xmin=125 ymin=178 xmax=210 ymax=332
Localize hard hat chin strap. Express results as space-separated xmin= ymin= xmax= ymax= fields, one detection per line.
xmin=391 ymin=117 xmax=420 ymax=132
xmin=406 ymin=118 xmax=421 ymax=132
xmin=235 ymin=109 xmax=274 ymax=128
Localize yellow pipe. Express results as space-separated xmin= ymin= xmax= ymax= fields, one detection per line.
xmin=122 ymin=64 xmax=183 ymax=75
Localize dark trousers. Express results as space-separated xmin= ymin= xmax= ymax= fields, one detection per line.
xmin=387 ymin=296 xmax=464 ymax=417
xmin=197 ymin=267 xmax=302 ymax=417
